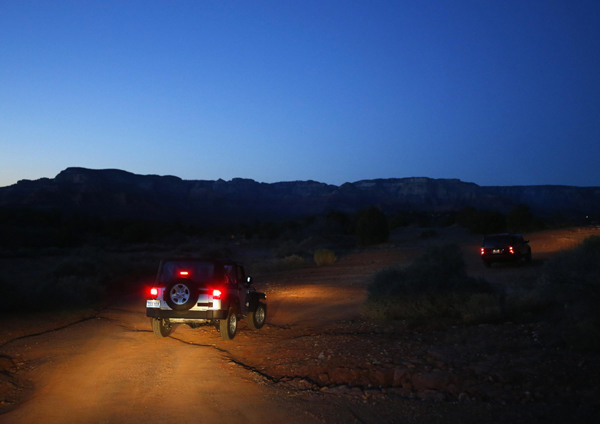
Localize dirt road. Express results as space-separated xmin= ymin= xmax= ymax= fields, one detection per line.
xmin=0 ymin=248 xmax=412 ymax=424
xmin=0 ymin=313 xmax=316 ymax=424
xmin=2 ymin=227 xmax=599 ymax=424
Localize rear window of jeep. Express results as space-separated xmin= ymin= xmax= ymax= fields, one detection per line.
xmin=159 ymin=261 xmax=216 ymax=283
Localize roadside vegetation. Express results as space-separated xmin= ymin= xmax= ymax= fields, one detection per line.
xmin=0 ymin=202 xmax=595 ymax=322
xmin=313 ymin=248 xmax=337 ymax=266
xmin=362 ymin=236 xmax=600 ymax=352
xmin=356 ymin=206 xmax=389 ymax=246
xmin=361 ymin=244 xmax=500 ymax=322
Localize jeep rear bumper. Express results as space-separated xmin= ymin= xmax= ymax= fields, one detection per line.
xmin=146 ymin=309 xmax=228 ymax=320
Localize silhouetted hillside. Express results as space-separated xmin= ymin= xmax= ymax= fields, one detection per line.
xmin=1 ymin=167 xmax=598 ymax=223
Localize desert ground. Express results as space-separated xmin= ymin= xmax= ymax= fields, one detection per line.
xmin=1 ymin=226 xmax=599 ymax=423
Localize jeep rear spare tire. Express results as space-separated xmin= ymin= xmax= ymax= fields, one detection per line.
xmin=165 ymin=279 xmax=197 ymax=311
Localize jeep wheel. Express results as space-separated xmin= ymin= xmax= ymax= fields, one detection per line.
xmin=152 ymin=318 xmax=172 ymax=338
xmin=165 ymin=279 xmax=197 ymax=311
xmin=247 ymin=302 xmax=266 ymax=330
xmin=219 ymin=308 xmax=237 ymax=340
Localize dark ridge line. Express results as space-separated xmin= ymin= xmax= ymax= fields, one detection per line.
xmin=0 ymin=314 xmax=107 ymax=349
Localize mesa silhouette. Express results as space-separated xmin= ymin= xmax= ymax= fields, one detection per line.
xmin=1 ymin=167 xmax=598 ymax=223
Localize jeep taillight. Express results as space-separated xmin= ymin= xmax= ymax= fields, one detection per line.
xmin=150 ymin=287 xmax=158 ymax=298
xmin=212 ymin=289 xmax=222 ymax=299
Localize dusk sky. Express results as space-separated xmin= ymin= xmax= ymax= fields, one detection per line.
xmin=1 ymin=0 xmax=599 ymax=188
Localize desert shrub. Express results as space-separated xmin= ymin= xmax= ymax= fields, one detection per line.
xmin=274 ymin=237 xmax=324 ymax=258
xmin=420 ymin=229 xmax=438 ymax=239
xmin=504 ymin=288 xmax=552 ymax=320
xmin=1 ymin=247 xmax=160 ymax=314
xmin=356 ymin=206 xmax=389 ymax=246
xmin=456 ymin=207 xmax=506 ymax=234
xmin=41 ymin=276 xmax=105 ymax=310
xmin=534 ymin=236 xmax=600 ymax=351
xmin=362 ymin=245 xmax=499 ymax=322
xmin=506 ymin=204 xmax=534 ymax=232
xmin=252 ymin=255 xmax=307 ymax=273
xmin=314 ymin=248 xmax=337 ymax=266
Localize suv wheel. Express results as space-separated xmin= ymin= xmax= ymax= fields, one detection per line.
xmin=165 ymin=279 xmax=197 ymax=311
xmin=247 ymin=302 xmax=267 ymax=330
xmin=219 ymin=308 xmax=237 ymax=340
xmin=152 ymin=318 xmax=172 ymax=338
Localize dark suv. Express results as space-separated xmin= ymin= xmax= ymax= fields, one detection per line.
xmin=480 ymin=233 xmax=532 ymax=267
xmin=146 ymin=258 xmax=267 ymax=340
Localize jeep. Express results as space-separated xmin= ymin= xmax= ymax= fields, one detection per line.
xmin=146 ymin=258 xmax=267 ymax=340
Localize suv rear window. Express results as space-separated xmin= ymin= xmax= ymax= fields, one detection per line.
xmin=483 ymin=236 xmax=515 ymax=248
xmin=159 ymin=261 xmax=216 ymax=283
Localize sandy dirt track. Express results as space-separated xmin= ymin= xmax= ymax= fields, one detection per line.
xmin=0 ymin=316 xmax=319 ymax=424
xmin=0 ymin=248 xmax=415 ymax=424
xmin=2 ymin=226 xmax=600 ymax=424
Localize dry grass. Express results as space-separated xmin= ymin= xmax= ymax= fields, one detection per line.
xmin=313 ymin=248 xmax=337 ymax=266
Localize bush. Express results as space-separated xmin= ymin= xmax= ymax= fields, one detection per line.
xmin=0 ymin=247 xmax=160 ymax=315
xmin=362 ymin=245 xmax=499 ymax=322
xmin=534 ymin=235 xmax=600 ymax=351
xmin=456 ymin=207 xmax=506 ymax=234
xmin=356 ymin=206 xmax=389 ymax=246
xmin=506 ymin=204 xmax=534 ymax=233
xmin=314 ymin=248 xmax=337 ymax=266
xmin=252 ymin=255 xmax=307 ymax=273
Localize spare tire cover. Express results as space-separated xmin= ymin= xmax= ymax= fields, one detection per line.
xmin=165 ymin=278 xmax=198 ymax=311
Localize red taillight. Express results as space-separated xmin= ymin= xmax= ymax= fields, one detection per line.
xmin=480 ymin=248 xmax=485 ymax=255
xmin=212 ymin=289 xmax=222 ymax=299
xmin=509 ymin=246 xmax=515 ymax=254
xmin=179 ymin=271 xmax=189 ymax=276
xmin=150 ymin=287 xmax=158 ymax=297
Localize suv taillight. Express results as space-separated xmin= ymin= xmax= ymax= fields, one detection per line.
xmin=150 ymin=288 xmax=158 ymax=298
xmin=212 ymin=289 xmax=222 ymax=299
xmin=480 ymin=248 xmax=485 ymax=255
xmin=509 ymin=246 xmax=515 ymax=254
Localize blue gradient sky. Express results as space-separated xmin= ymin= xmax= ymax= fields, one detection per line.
xmin=1 ymin=0 xmax=599 ymax=187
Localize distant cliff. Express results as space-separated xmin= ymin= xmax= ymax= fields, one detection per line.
xmin=1 ymin=167 xmax=598 ymax=223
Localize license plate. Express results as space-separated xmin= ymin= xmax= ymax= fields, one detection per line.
xmin=146 ymin=300 xmax=160 ymax=308
xmin=493 ymin=249 xmax=502 ymax=254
